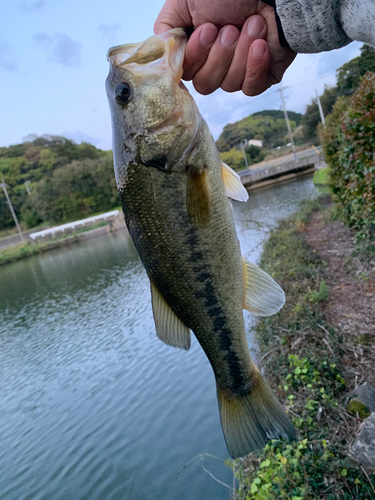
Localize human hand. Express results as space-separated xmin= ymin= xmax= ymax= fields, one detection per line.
xmin=154 ymin=0 xmax=296 ymax=96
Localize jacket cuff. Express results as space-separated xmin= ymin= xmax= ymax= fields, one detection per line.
xmin=275 ymin=0 xmax=351 ymax=53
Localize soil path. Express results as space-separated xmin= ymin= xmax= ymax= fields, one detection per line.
xmin=305 ymin=206 xmax=375 ymax=385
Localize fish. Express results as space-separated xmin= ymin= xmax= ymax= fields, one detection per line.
xmin=105 ymin=29 xmax=296 ymax=458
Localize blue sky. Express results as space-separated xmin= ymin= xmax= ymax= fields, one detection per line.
xmin=0 ymin=0 xmax=363 ymax=149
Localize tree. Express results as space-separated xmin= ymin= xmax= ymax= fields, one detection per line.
xmin=337 ymin=45 xmax=375 ymax=96
xmin=253 ymin=109 xmax=303 ymax=127
xmin=301 ymin=86 xmax=339 ymax=141
xmin=0 ymin=135 xmax=114 ymax=230
xmin=216 ymin=111 xmax=301 ymax=152
xmin=21 ymin=156 xmax=118 ymax=226
xmin=219 ymin=149 xmax=246 ymax=171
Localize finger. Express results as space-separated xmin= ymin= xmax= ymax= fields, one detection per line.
xmin=183 ymin=24 xmax=218 ymax=81
xmin=220 ymin=15 xmax=266 ymax=93
xmin=154 ymin=0 xmax=191 ymax=35
xmin=255 ymin=3 xmax=296 ymax=84
xmin=268 ymin=47 xmax=296 ymax=84
xmin=192 ymin=25 xmax=240 ymax=95
xmin=242 ymin=39 xmax=271 ymax=96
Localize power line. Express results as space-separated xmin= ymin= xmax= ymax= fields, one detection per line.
xmin=277 ymin=87 xmax=297 ymax=161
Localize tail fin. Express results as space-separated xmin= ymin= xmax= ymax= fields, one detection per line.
xmin=217 ymin=373 xmax=296 ymax=458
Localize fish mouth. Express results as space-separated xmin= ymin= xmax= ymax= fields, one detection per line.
xmin=107 ymin=28 xmax=187 ymax=83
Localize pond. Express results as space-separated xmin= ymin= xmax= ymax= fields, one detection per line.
xmin=0 ymin=176 xmax=318 ymax=500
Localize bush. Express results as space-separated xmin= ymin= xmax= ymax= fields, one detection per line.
xmin=312 ymin=167 xmax=330 ymax=186
xmin=320 ymin=72 xmax=375 ymax=239
xmin=219 ymin=148 xmax=246 ymax=171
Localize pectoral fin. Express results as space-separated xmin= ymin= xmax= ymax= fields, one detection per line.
xmin=151 ymin=282 xmax=191 ymax=350
xmin=187 ymin=168 xmax=210 ymax=226
xmin=242 ymin=257 xmax=285 ymax=316
xmin=221 ymin=161 xmax=249 ymax=202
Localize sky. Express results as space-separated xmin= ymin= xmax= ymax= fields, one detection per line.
xmin=0 ymin=0 xmax=363 ymax=150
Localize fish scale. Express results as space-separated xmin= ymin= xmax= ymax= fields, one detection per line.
xmin=122 ymin=162 xmax=250 ymax=393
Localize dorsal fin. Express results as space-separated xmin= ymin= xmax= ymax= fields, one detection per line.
xmin=221 ymin=161 xmax=249 ymax=202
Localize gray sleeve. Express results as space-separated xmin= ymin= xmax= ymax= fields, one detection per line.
xmin=276 ymin=0 xmax=375 ymax=53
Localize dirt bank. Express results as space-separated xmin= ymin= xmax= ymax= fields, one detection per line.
xmin=305 ymin=205 xmax=375 ymax=386
xmin=234 ymin=197 xmax=375 ymax=499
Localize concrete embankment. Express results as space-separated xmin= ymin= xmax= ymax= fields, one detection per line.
xmin=0 ymin=213 xmax=127 ymax=266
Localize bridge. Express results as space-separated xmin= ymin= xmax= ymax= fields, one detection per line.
xmin=238 ymin=147 xmax=325 ymax=190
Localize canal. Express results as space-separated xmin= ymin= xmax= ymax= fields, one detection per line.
xmin=0 ymin=176 xmax=318 ymax=500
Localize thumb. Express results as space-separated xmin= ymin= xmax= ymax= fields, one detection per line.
xmin=154 ymin=0 xmax=192 ymax=34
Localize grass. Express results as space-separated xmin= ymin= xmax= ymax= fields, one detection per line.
xmin=232 ymin=197 xmax=375 ymax=500
xmin=313 ymin=167 xmax=330 ymax=186
xmin=0 ymin=222 xmax=108 ymax=266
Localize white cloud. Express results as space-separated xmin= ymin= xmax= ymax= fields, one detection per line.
xmin=317 ymin=42 xmax=362 ymax=76
xmin=61 ymin=130 xmax=101 ymax=146
xmin=0 ymin=39 xmax=18 ymax=71
xmin=20 ymin=0 xmax=47 ymax=13
xmin=98 ymin=23 xmax=122 ymax=46
xmin=33 ymin=32 xmax=82 ymax=67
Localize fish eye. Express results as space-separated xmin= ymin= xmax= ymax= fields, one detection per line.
xmin=115 ymin=82 xmax=132 ymax=105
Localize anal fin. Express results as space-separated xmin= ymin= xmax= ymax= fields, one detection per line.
xmin=151 ymin=282 xmax=191 ymax=350
xmin=242 ymin=257 xmax=285 ymax=316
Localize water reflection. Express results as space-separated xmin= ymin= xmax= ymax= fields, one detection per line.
xmin=0 ymin=176 xmax=318 ymax=500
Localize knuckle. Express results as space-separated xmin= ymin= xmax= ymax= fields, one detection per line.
xmin=221 ymin=80 xmax=240 ymax=93
xmin=193 ymin=81 xmax=214 ymax=95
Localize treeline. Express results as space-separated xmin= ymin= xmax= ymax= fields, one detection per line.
xmin=217 ymin=110 xmax=302 ymax=171
xmin=216 ymin=109 xmax=302 ymax=152
xmin=320 ymin=72 xmax=375 ymax=239
xmin=301 ymin=45 xmax=375 ymax=142
xmin=0 ymin=136 xmax=118 ymax=231
xmin=217 ymin=44 xmax=375 ymax=171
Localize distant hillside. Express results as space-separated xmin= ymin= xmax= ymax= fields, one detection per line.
xmin=216 ymin=110 xmax=303 ymax=152
xmin=253 ymin=109 xmax=302 ymax=126
xmin=0 ymin=135 xmax=117 ymax=230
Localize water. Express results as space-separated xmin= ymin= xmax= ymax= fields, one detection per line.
xmin=0 ymin=176 xmax=318 ymax=500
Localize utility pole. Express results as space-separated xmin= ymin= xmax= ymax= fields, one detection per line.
xmin=241 ymin=139 xmax=249 ymax=168
xmin=315 ymin=89 xmax=325 ymax=125
xmin=0 ymin=178 xmax=24 ymax=242
xmin=278 ymin=87 xmax=298 ymax=161
xmin=25 ymin=180 xmax=31 ymax=194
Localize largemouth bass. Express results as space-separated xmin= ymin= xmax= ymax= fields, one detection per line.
xmin=106 ymin=29 xmax=296 ymax=458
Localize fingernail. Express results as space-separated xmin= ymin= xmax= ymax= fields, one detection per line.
xmin=252 ymin=40 xmax=267 ymax=59
xmin=200 ymin=24 xmax=217 ymax=46
xmin=247 ymin=16 xmax=265 ymax=37
xmin=220 ymin=26 xmax=239 ymax=47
